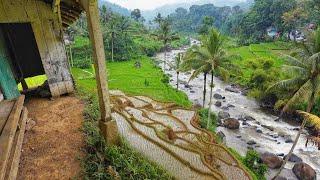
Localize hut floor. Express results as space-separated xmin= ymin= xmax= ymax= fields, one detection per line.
xmin=18 ymin=96 xmax=85 ymax=179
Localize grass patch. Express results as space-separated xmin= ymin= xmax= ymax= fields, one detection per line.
xmin=198 ymin=108 xmax=217 ymax=132
xmin=72 ymin=56 xmax=192 ymax=108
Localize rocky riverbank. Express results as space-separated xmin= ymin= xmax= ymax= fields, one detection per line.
xmin=156 ymin=46 xmax=319 ymax=180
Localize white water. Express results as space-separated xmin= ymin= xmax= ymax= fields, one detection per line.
xmin=155 ymin=44 xmax=320 ymax=179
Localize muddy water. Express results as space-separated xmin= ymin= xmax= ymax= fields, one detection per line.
xmin=155 ymin=45 xmax=320 ymax=179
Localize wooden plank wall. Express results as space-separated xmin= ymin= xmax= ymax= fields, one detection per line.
xmin=0 ymin=0 xmax=74 ymax=97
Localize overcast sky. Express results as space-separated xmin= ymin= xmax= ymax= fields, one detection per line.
xmin=107 ymin=0 xmax=192 ymax=10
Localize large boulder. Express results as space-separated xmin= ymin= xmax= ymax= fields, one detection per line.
xmin=218 ymin=111 xmax=230 ymax=120
xmin=284 ymin=153 xmax=303 ymax=163
xmin=223 ymin=118 xmax=240 ymax=130
xmin=214 ymin=93 xmax=224 ymax=99
xmin=215 ymin=101 xmax=222 ymax=107
xmin=260 ymin=152 xmax=283 ymax=169
xmin=292 ymin=163 xmax=316 ymax=180
xmin=225 ymin=87 xmax=240 ymax=93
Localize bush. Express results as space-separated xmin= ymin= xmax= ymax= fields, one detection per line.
xmin=161 ymin=74 xmax=170 ymax=84
xmin=198 ymin=108 xmax=217 ymax=132
xmin=243 ymin=150 xmax=268 ymax=180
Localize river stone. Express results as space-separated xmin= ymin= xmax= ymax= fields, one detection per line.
xmin=260 ymin=152 xmax=283 ymax=169
xmin=242 ymin=121 xmax=248 ymax=126
xmin=292 ymin=162 xmax=316 ymax=180
xmin=277 ymin=153 xmax=285 ymax=157
xmin=261 ymin=124 xmax=274 ymax=131
xmin=244 ymin=115 xmax=256 ymax=121
xmin=225 ymin=87 xmax=240 ymax=93
xmin=221 ymin=106 xmax=229 ymax=111
xmin=217 ymin=131 xmax=226 ymax=144
xmin=284 ymin=135 xmax=294 ymax=143
xmin=223 ymin=118 xmax=240 ymax=129
xmin=284 ymin=154 xmax=303 ymax=163
xmin=215 ymin=101 xmax=222 ymax=107
xmin=190 ymin=90 xmax=195 ymax=93
xmin=227 ymin=104 xmax=235 ymax=108
xmin=274 ymin=176 xmax=288 ymax=180
xmin=218 ymin=111 xmax=230 ymax=120
xmin=256 ymin=128 xmax=263 ymax=133
xmin=247 ymin=140 xmax=256 ymax=145
xmin=214 ymin=93 xmax=224 ymax=99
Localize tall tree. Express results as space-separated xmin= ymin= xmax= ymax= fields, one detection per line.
xmin=153 ymin=13 xmax=163 ymax=26
xmin=131 ymin=9 xmax=142 ymax=21
xmin=198 ymin=16 xmax=215 ymax=35
xmin=181 ymin=29 xmax=230 ymax=116
xmin=153 ymin=17 xmax=179 ymax=71
xmin=269 ymin=28 xmax=320 ymax=179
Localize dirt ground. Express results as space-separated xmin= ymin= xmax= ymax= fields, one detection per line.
xmin=18 ymin=95 xmax=85 ymax=180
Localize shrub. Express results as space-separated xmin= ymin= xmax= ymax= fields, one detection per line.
xmin=198 ymin=108 xmax=217 ymax=132
xmin=243 ymin=150 xmax=268 ymax=180
xmin=161 ymin=74 xmax=170 ymax=84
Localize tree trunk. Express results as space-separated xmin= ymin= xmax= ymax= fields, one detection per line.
xmin=272 ymin=119 xmax=306 ymax=179
xmin=207 ymin=72 xmax=214 ymax=129
xmin=111 ymin=32 xmax=114 ymax=62
xmin=176 ymin=71 xmax=179 ymax=90
xmin=273 ymin=94 xmax=315 ymax=179
xmin=163 ymin=50 xmax=166 ymax=71
xmin=203 ymin=73 xmax=207 ymax=107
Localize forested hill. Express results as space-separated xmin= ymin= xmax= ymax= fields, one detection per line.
xmin=142 ymin=0 xmax=253 ymax=21
xmin=98 ymin=0 xmax=131 ymax=16
xmin=168 ymin=4 xmax=243 ymax=34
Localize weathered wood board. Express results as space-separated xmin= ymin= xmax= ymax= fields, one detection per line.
xmin=0 ymin=0 xmax=74 ymax=97
xmin=0 ymin=95 xmax=24 ymax=180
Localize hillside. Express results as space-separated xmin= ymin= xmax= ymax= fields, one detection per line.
xmin=142 ymin=0 xmax=252 ymax=21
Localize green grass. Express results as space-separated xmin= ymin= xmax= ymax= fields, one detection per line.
xmin=227 ymin=41 xmax=290 ymax=88
xmin=18 ymin=75 xmax=47 ymax=90
xmin=72 ymin=56 xmax=191 ymax=108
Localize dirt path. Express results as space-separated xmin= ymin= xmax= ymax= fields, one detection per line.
xmin=18 ymin=96 xmax=85 ymax=179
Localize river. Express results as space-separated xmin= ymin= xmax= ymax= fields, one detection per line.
xmin=155 ymin=44 xmax=320 ymax=179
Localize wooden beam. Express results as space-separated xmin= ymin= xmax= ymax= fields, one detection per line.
xmin=0 ymin=95 xmax=25 ymax=180
xmin=7 ymin=108 xmax=28 ymax=180
xmin=85 ymin=0 xmax=112 ymax=122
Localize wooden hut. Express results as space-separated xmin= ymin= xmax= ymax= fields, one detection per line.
xmin=0 ymin=0 xmax=117 ymax=179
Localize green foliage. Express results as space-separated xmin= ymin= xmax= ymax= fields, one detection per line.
xmin=72 ymin=57 xmax=191 ymax=108
xmin=243 ymin=150 xmax=268 ymax=180
xmin=198 ymin=108 xmax=217 ymax=132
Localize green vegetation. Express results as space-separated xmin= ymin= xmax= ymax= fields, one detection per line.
xmin=198 ymin=108 xmax=217 ymax=132
xmin=228 ymin=149 xmax=267 ymax=180
xmin=72 ymin=57 xmax=191 ymax=108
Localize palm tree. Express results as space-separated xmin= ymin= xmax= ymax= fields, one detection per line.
xmin=168 ymin=52 xmax=183 ymax=90
xmin=153 ymin=17 xmax=179 ymax=71
xmin=270 ymin=28 xmax=320 ymax=179
xmin=181 ymin=29 xmax=230 ymax=128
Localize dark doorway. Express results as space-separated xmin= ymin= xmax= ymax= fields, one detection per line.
xmin=0 ymin=23 xmax=45 ymax=81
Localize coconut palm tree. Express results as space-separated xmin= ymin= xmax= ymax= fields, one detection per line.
xmin=181 ymin=29 xmax=230 ymax=128
xmin=168 ymin=52 xmax=183 ymax=90
xmin=270 ymin=28 xmax=320 ymax=179
xmin=153 ymin=17 xmax=179 ymax=71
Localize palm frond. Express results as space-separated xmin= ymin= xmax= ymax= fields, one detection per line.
xmin=297 ymin=111 xmax=320 ymax=130
xmin=218 ymin=66 xmax=230 ymax=81
xmin=188 ymin=65 xmax=209 ymax=82
xmin=282 ymin=65 xmax=308 ymax=77
xmin=283 ymin=55 xmax=307 ymax=68
xmin=267 ymin=78 xmax=306 ymax=92
xmin=283 ymin=80 xmax=313 ymax=112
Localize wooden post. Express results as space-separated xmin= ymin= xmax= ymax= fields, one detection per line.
xmin=83 ymin=0 xmax=119 ymax=145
